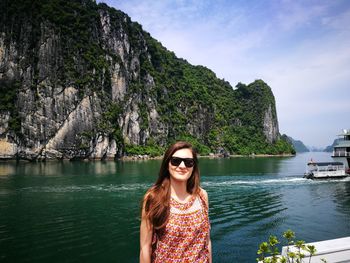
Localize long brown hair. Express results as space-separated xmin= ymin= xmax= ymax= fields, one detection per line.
xmin=142 ymin=141 xmax=200 ymax=230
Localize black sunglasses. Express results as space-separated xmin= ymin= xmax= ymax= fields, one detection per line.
xmin=170 ymin=157 xmax=195 ymax=168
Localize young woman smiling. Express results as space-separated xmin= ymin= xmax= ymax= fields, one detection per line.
xmin=140 ymin=141 xmax=212 ymax=263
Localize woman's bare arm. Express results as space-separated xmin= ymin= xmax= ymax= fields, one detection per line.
xmin=201 ymin=188 xmax=212 ymax=263
xmin=140 ymin=199 xmax=153 ymax=263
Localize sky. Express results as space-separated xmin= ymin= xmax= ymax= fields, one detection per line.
xmin=97 ymin=0 xmax=350 ymax=149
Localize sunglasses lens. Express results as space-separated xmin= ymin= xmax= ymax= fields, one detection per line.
xmin=170 ymin=158 xmax=182 ymax=166
xmin=170 ymin=157 xmax=194 ymax=168
xmin=184 ymin=159 xmax=194 ymax=168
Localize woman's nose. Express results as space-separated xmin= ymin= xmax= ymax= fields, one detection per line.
xmin=179 ymin=161 xmax=186 ymax=168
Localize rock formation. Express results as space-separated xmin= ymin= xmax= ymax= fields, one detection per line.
xmin=0 ymin=0 xmax=292 ymax=160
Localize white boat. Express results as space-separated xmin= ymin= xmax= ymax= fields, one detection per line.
xmin=332 ymin=129 xmax=350 ymax=170
xmin=304 ymin=161 xmax=347 ymax=179
xmin=304 ymin=129 xmax=350 ymax=179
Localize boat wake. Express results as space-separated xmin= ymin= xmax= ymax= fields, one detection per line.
xmin=202 ymin=176 xmax=350 ymax=188
xmin=18 ymin=176 xmax=350 ymax=193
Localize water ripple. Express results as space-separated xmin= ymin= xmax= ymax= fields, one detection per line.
xmin=19 ymin=183 xmax=151 ymax=193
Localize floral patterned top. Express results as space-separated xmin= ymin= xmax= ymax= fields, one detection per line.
xmin=152 ymin=192 xmax=210 ymax=263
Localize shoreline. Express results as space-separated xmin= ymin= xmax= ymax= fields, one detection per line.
xmin=119 ymin=153 xmax=295 ymax=161
xmin=0 ymin=153 xmax=295 ymax=162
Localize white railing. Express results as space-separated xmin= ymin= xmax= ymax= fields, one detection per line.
xmin=314 ymin=170 xmax=346 ymax=177
xmin=332 ymin=151 xmax=350 ymax=157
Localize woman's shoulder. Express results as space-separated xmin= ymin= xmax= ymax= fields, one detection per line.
xmin=199 ymin=187 xmax=208 ymax=197
xmin=198 ymin=187 xmax=209 ymax=206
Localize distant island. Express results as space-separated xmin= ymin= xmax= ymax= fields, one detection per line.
xmin=283 ymin=135 xmax=309 ymax=153
xmin=324 ymin=139 xmax=342 ymax=152
xmin=0 ymin=0 xmax=295 ymax=160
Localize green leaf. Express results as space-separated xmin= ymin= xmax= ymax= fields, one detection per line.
xmin=258 ymin=242 xmax=270 ymax=254
xmin=283 ymin=229 xmax=295 ymax=241
xmin=269 ymin=235 xmax=279 ymax=247
xmin=306 ymin=245 xmax=316 ymax=255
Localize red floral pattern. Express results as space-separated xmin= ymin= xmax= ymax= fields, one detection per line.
xmin=152 ymin=194 xmax=210 ymax=263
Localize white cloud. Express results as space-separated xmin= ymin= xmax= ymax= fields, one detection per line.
xmin=322 ymin=9 xmax=350 ymax=31
xmin=275 ymin=1 xmax=328 ymax=31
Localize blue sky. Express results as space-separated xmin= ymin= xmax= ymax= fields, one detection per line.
xmin=98 ymin=0 xmax=350 ymax=148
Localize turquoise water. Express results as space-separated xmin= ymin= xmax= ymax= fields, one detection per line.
xmin=0 ymin=152 xmax=350 ymax=262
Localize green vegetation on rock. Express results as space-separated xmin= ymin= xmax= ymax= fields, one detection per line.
xmin=0 ymin=0 xmax=295 ymax=159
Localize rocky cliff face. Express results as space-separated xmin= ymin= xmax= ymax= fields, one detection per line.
xmin=263 ymin=104 xmax=279 ymax=144
xmin=0 ymin=0 xmax=286 ymax=160
xmin=234 ymin=80 xmax=280 ymax=142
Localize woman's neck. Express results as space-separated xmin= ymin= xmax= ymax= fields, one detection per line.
xmin=170 ymin=179 xmax=190 ymax=202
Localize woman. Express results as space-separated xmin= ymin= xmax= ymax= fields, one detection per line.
xmin=140 ymin=141 xmax=212 ymax=263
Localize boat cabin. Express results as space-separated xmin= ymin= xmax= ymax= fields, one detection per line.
xmin=332 ymin=129 xmax=350 ymax=169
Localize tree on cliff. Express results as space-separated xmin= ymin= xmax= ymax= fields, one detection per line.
xmin=0 ymin=0 xmax=294 ymax=160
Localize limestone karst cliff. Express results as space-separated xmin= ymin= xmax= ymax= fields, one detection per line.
xmin=0 ymin=0 xmax=294 ymax=160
